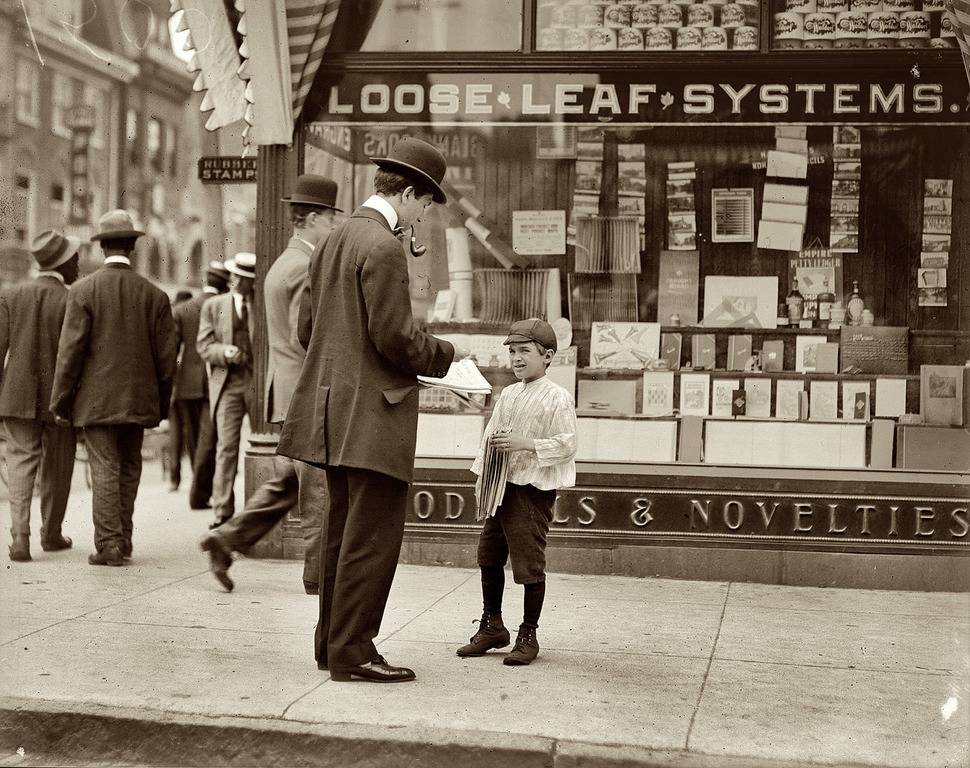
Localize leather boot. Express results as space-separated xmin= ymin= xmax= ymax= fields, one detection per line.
xmin=9 ymin=534 xmax=30 ymax=562
xmin=88 ymin=545 xmax=124 ymax=566
xmin=503 ymin=624 xmax=540 ymax=666
xmin=456 ymin=613 xmax=510 ymax=657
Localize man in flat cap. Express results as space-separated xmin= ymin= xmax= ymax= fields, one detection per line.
xmin=279 ymin=138 xmax=469 ymax=683
xmin=197 ymin=252 xmax=257 ymax=529
xmin=172 ymin=261 xmax=230 ymax=511
xmin=0 ymin=231 xmax=81 ymax=561
xmin=200 ymin=175 xmax=341 ymax=593
xmin=51 ymin=210 xmax=178 ymax=566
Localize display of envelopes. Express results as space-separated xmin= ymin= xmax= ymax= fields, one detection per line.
xmin=702 ymin=276 xmax=778 ymax=329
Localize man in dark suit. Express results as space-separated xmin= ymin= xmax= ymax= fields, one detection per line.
xmin=278 ymin=138 xmax=468 ymax=683
xmin=197 ymin=253 xmax=256 ymax=529
xmin=165 ymin=289 xmax=194 ymax=491
xmin=173 ymin=262 xmax=228 ymax=510
xmin=0 ymin=231 xmax=80 ymax=562
xmin=51 ymin=210 xmax=178 ymax=566
xmin=200 ymin=175 xmax=341 ymax=593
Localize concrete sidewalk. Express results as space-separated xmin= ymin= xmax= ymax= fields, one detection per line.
xmin=0 ymin=476 xmax=968 ymax=768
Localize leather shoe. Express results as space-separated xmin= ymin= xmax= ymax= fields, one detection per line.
xmin=41 ymin=535 xmax=73 ymax=552
xmin=199 ymin=532 xmax=234 ymax=591
xmin=304 ymin=580 xmax=319 ymax=595
xmin=9 ymin=535 xmax=30 ymax=562
xmin=330 ymin=655 xmax=415 ymax=683
xmin=88 ymin=546 xmax=124 ymax=566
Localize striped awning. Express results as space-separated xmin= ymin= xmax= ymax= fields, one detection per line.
xmin=171 ymin=0 xmax=342 ymax=146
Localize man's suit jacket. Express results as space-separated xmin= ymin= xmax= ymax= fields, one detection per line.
xmin=51 ymin=263 xmax=177 ymax=427
xmin=197 ymin=291 xmax=254 ymax=412
xmin=0 ymin=275 xmax=70 ymax=423
xmin=264 ymin=237 xmax=313 ymax=424
xmin=277 ymin=207 xmax=454 ymax=484
xmin=172 ymin=291 xmax=212 ymax=401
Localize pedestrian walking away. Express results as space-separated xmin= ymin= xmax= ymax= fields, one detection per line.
xmin=0 ymin=230 xmax=81 ymax=562
xmin=50 ymin=210 xmax=178 ymax=567
xmin=173 ymin=261 xmax=228 ymax=510
xmin=201 ymin=174 xmax=342 ymax=594
xmin=457 ymin=318 xmax=577 ymax=666
xmin=165 ymin=288 xmax=195 ymax=492
xmin=278 ymin=137 xmax=470 ymax=684
xmin=197 ymin=253 xmax=257 ymax=529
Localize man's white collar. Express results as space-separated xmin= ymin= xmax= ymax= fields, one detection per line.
xmin=104 ymin=256 xmax=131 ymax=266
xmin=361 ymin=195 xmax=399 ymax=231
xmin=38 ymin=270 xmax=66 ymax=285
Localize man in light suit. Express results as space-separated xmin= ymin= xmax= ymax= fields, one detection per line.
xmin=0 ymin=231 xmax=80 ymax=562
xmin=197 ymin=253 xmax=256 ymax=529
xmin=51 ymin=211 xmax=177 ymax=566
xmin=200 ymin=175 xmax=340 ymax=593
xmin=278 ymin=138 xmax=469 ymax=683
xmin=173 ymin=261 xmax=228 ymax=510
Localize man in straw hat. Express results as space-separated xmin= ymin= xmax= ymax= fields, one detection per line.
xmin=200 ymin=175 xmax=341 ymax=593
xmin=172 ymin=260 xmax=231 ymax=511
xmin=197 ymin=252 xmax=257 ymax=529
xmin=0 ymin=230 xmax=81 ymax=561
xmin=279 ymin=138 xmax=469 ymax=683
xmin=51 ymin=210 xmax=178 ymax=566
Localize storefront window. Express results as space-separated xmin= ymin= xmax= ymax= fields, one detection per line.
xmin=326 ymin=0 xmax=523 ymax=51
xmin=771 ymin=0 xmax=958 ymax=49
xmin=306 ymin=69 xmax=969 ymax=473
xmin=537 ymin=0 xmax=762 ymax=51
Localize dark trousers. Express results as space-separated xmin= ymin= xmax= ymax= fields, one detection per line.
xmin=82 ymin=424 xmax=144 ymax=553
xmin=167 ymin=398 xmax=204 ymax=487
xmin=315 ymin=466 xmax=408 ymax=671
xmin=189 ymin=400 xmax=217 ymax=510
xmin=3 ymin=418 xmax=76 ymax=541
xmin=218 ymin=456 xmax=325 ymax=586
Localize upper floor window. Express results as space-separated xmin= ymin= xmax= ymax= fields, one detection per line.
xmin=51 ymin=72 xmax=75 ymax=138
xmin=126 ymin=108 xmax=139 ymax=166
xmin=165 ymin=124 xmax=178 ymax=177
xmin=15 ymin=60 xmax=40 ymax=127
xmin=146 ymin=118 xmax=163 ymax=171
xmin=13 ymin=173 xmax=35 ymax=245
xmin=82 ymin=84 xmax=107 ymax=149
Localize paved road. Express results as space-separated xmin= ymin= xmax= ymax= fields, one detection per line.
xmin=1 ymin=472 xmax=968 ymax=767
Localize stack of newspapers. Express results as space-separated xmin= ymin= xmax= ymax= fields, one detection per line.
xmin=417 ymin=359 xmax=492 ymax=405
xmin=474 ymin=428 xmax=510 ymax=520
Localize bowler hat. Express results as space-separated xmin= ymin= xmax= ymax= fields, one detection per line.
xmin=281 ymin=174 xmax=342 ymax=211
xmin=225 ymin=252 xmax=256 ymax=280
xmin=30 ymin=230 xmax=81 ymax=270
xmin=371 ymin=137 xmax=448 ymax=204
xmin=504 ymin=317 xmax=558 ymax=353
xmin=90 ymin=209 xmax=145 ymax=242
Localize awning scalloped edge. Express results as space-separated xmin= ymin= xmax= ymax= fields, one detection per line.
xmin=235 ymin=0 xmax=256 ymax=156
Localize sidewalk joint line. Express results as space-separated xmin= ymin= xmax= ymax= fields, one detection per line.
xmin=684 ymin=580 xmax=731 ymax=750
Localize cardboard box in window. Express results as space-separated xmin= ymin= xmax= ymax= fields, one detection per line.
xmin=840 ymin=327 xmax=908 ymax=375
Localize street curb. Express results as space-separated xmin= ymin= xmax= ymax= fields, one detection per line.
xmin=0 ymin=699 xmax=885 ymax=768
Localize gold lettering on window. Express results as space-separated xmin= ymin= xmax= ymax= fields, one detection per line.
xmin=413 ymin=491 xmax=434 ymax=520
xmin=630 ymin=497 xmax=654 ymax=527
xmin=723 ymin=500 xmax=744 ymax=531
xmin=950 ymin=508 xmax=969 ymax=538
xmin=444 ymin=492 xmax=465 ymax=520
xmin=915 ymin=506 xmax=936 ymax=537
xmin=578 ymin=497 xmax=597 ymax=526
xmin=827 ymin=503 xmax=848 ymax=534
xmin=690 ymin=499 xmax=711 ymax=529
xmin=757 ymin=501 xmax=779 ymax=528
xmin=856 ymin=505 xmax=876 ymax=536
xmin=793 ymin=503 xmax=813 ymax=532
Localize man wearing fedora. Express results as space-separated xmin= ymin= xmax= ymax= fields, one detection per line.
xmin=0 ymin=231 xmax=81 ymax=562
xmin=200 ymin=175 xmax=341 ymax=593
xmin=51 ymin=211 xmax=178 ymax=566
xmin=197 ymin=252 xmax=257 ymax=529
xmin=173 ymin=261 xmax=230 ymax=510
xmin=279 ymin=138 xmax=469 ymax=683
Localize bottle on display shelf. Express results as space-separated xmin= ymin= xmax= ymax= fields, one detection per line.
xmin=786 ymin=279 xmax=804 ymax=323
xmin=803 ymin=297 xmax=818 ymax=327
xmin=817 ymin=277 xmax=835 ymax=322
xmin=846 ymin=280 xmax=865 ymax=326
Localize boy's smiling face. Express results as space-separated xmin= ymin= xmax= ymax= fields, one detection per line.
xmin=508 ymin=341 xmax=550 ymax=383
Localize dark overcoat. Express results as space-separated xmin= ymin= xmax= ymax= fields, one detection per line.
xmin=277 ymin=207 xmax=454 ymax=484
xmin=50 ymin=262 xmax=177 ymax=427
xmin=264 ymin=237 xmax=313 ymax=424
xmin=0 ymin=275 xmax=70 ymax=422
xmin=172 ymin=291 xmax=210 ymax=401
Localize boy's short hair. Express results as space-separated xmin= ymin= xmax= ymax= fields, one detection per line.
xmin=374 ymin=169 xmax=435 ymax=201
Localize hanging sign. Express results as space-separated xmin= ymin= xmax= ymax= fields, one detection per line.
xmin=198 ymin=157 xmax=257 ymax=183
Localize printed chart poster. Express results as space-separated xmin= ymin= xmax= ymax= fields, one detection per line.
xmin=657 ymin=250 xmax=700 ymax=325
xmin=512 ymin=210 xmax=566 ymax=256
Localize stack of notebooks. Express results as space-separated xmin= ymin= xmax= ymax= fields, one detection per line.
xmin=574 ymin=216 xmax=642 ymax=273
xmin=475 ymin=428 xmax=511 ymax=520
xmin=473 ymin=268 xmax=562 ymax=324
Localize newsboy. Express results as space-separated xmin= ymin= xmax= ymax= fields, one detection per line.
xmin=278 ymin=137 xmax=467 ymax=683
xmin=0 ymin=231 xmax=81 ymax=561
xmin=50 ymin=211 xmax=178 ymax=566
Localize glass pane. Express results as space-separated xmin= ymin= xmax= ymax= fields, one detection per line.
xmin=770 ymin=0 xmax=956 ymax=49
xmin=536 ymin=0 xmax=762 ymax=51
xmin=327 ymin=0 xmax=522 ymax=52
